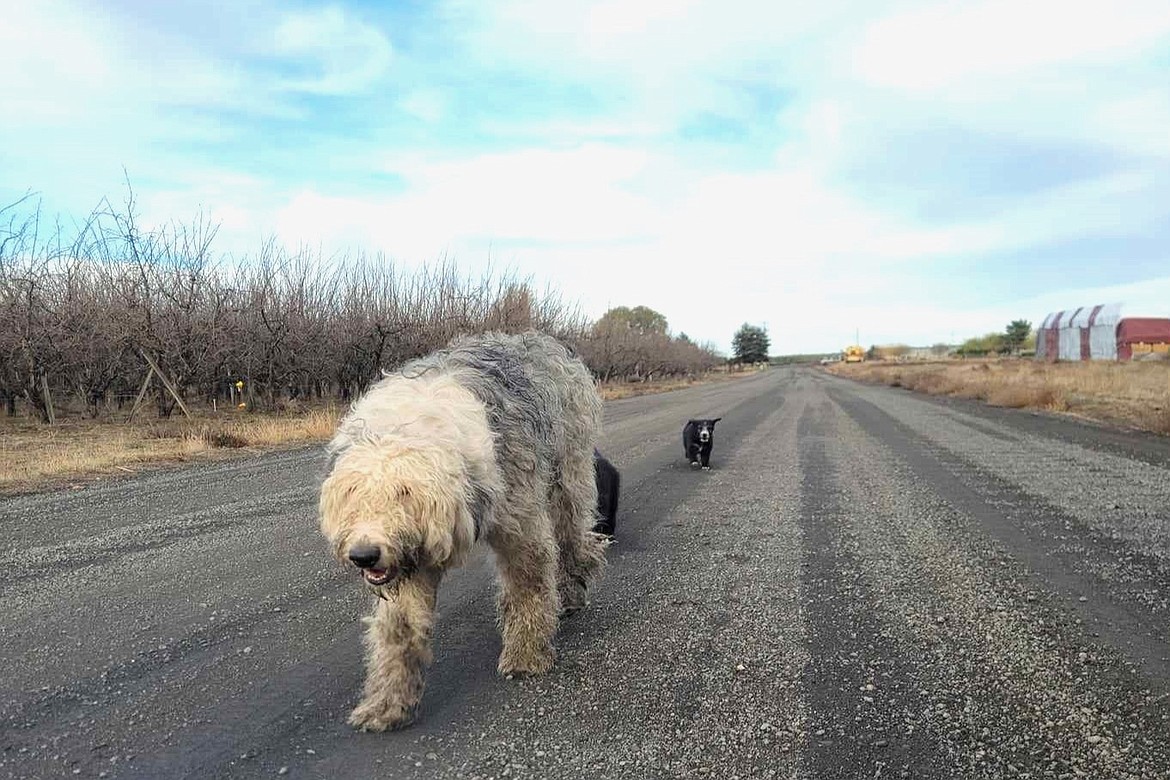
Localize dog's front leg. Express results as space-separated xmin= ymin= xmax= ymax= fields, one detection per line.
xmin=493 ymin=524 xmax=560 ymax=676
xmin=349 ymin=568 xmax=441 ymax=731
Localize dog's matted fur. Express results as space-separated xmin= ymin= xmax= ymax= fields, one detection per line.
xmin=319 ymin=331 xmax=608 ymax=731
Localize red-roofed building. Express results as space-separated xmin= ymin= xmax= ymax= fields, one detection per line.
xmin=1036 ymin=303 xmax=1170 ymax=361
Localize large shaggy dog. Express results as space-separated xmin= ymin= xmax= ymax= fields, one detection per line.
xmin=319 ymin=331 xmax=608 ymax=731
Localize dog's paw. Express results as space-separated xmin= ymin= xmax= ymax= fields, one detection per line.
xmin=701 ymin=465 xmax=711 ymax=471
xmin=587 ymin=531 xmax=616 ymax=554
xmin=690 ymin=461 xmax=700 ymax=468
xmin=558 ymin=585 xmax=588 ymax=616
xmin=498 ymin=644 xmax=555 ymax=677
xmin=348 ymin=698 xmax=417 ymax=732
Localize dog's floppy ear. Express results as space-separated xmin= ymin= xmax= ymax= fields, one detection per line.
xmin=406 ymin=476 xmax=465 ymax=568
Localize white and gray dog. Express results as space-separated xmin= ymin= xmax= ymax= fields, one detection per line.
xmin=319 ymin=331 xmax=608 ymax=731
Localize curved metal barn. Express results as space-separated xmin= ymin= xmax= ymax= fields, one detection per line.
xmin=1036 ymin=302 xmax=1170 ymax=361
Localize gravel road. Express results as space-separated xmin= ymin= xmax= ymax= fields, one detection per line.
xmin=3 ymin=367 xmax=1170 ymax=779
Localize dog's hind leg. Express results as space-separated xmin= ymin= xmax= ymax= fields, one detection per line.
xmin=592 ymin=461 xmax=619 ymax=537
xmin=551 ymin=449 xmax=608 ymax=613
xmin=348 ymin=568 xmax=441 ymax=732
xmin=490 ymin=506 xmax=561 ymax=676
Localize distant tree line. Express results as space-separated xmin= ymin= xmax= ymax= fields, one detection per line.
xmin=955 ymin=319 xmax=1034 ymax=357
xmin=854 ymin=320 xmax=1035 ymax=361
xmin=0 ymin=192 xmax=723 ymax=421
xmin=575 ymin=305 xmax=723 ymax=383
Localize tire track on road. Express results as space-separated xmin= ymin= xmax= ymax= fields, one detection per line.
xmin=797 ymin=397 xmax=954 ymax=779
xmin=821 ymin=376 xmax=1170 ymax=778
xmin=827 ymin=383 xmax=1170 ymax=681
xmin=0 ymin=489 xmax=315 ymax=591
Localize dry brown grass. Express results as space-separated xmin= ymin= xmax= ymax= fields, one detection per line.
xmin=3 ymin=370 xmax=751 ymax=495
xmin=1 ymin=406 xmax=341 ymax=495
xmin=827 ymin=359 xmax=1170 ymax=432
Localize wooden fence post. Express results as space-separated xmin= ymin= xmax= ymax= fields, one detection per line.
xmin=125 ymin=365 xmax=157 ymax=422
xmin=137 ymin=349 xmax=192 ymax=419
xmin=40 ymin=374 xmax=56 ymax=426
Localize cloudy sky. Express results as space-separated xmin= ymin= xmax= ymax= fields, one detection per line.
xmin=3 ymin=1 xmax=1169 ymax=354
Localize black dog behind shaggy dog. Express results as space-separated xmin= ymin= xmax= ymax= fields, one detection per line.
xmin=682 ymin=418 xmax=722 ymax=469
xmin=592 ymin=449 xmax=620 ymax=538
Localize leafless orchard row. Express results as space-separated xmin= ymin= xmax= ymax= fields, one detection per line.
xmin=0 ymin=193 xmax=721 ymax=422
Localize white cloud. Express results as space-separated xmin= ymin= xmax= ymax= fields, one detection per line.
xmin=186 ymin=123 xmax=1169 ymax=352
xmin=6 ymin=0 xmax=1170 ymax=354
xmin=853 ymin=0 xmax=1170 ymax=92
xmin=399 ymin=90 xmax=446 ymax=123
xmin=266 ymin=146 xmax=941 ymax=264
xmin=272 ymin=6 xmax=393 ymax=95
xmin=1084 ymin=91 xmax=1170 ymax=159
xmin=440 ymin=0 xmax=856 ymax=127
xmin=300 ymin=145 xmax=657 ymax=246
xmin=139 ymin=170 xmax=272 ymax=237
xmin=0 ymin=2 xmax=114 ymax=122
xmin=1025 ymin=276 xmax=1170 ymax=320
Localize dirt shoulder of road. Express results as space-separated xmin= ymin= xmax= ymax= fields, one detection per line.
xmin=826 ymin=358 xmax=1170 ymax=436
xmin=1 ymin=371 xmax=755 ymax=496
xmin=0 ymin=406 xmax=340 ymax=497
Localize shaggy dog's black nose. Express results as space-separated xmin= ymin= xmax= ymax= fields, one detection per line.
xmin=348 ymin=544 xmax=382 ymax=569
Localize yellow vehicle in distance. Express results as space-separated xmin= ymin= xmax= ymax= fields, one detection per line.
xmin=843 ymin=345 xmax=865 ymax=363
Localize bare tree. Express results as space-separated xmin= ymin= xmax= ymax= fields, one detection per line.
xmin=0 ymin=188 xmax=723 ymax=422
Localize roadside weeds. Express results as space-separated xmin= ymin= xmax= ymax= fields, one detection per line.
xmin=827 ymin=360 xmax=1170 ymax=436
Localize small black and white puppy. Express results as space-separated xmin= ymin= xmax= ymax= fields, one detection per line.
xmin=592 ymin=449 xmax=621 ymax=538
xmin=682 ymin=418 xmax=722 ymax=470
